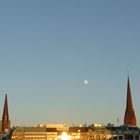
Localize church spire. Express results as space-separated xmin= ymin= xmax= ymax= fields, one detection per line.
xmin=124 ymin=77 xmax=136 ymax=126
xmin=2 ymin=94 xmax=10 ymax=132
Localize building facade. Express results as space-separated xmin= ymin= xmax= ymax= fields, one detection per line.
xmin=88 ymin=124 xmax=140 ymax=140
xmin=11 ymin=125 xmax=140 ymax=140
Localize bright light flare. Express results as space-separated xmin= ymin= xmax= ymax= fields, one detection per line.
xmin=60 ymin=132 xmax=71 ymax=140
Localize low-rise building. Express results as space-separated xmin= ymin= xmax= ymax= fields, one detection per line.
xmin=11 ymin=125 xmax=140 ymax=140
xmin=88 ymin=124 xmax=140 ymax=140
xmin=12 ymin=127 xmax=57 ymax=140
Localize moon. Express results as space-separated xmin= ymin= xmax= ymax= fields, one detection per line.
xmin=84 ymin=80 xmax=89 ymax=85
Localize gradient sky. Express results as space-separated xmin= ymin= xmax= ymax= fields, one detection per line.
xmin=0 ymin=0 xmax=140 ymax=126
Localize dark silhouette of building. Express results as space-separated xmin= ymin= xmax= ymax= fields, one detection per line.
xmin=124 ymin=77 xmax=137 ymax=126
xmin=2 ymin=94 xmax=10 ymax=132
xmin=0 ymin=127 xmax=15 ymax=140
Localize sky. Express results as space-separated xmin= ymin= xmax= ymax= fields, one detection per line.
xmin=0 ymin=0 xmax=140 ymax=126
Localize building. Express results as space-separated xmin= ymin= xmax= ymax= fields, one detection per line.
xmin=124 ymin=77 xmax=137 ymax=126
xmin=2 ymin=94 xmax=11 ymax=132
xmin=0 ymin=94 xmax=14 ymax=140
xmin=69 ymin=126 xmax=88 ymax=140
xmin=12 ymin=124 xmax=140 ymax=140
xmin=12 ymin=127 xmax=57 ymax=140
xmin=88 ymin=124 xmax=140 ymax=140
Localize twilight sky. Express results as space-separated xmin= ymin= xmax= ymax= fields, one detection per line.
xmin=0 ymin=0 xmax=140 ymax=126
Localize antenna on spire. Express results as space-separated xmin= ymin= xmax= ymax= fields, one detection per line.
xmin=127 ymin=70 xmax=130 ymax=79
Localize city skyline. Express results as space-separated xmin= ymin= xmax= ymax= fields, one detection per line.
xmin=0 ymin=1 xmax=140 ymax=126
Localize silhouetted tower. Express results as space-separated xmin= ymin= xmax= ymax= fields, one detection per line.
xmin=2 ymin=94 xmax=10 ymax=132
xmin=124 ymin=77 xmax=136 ymax=126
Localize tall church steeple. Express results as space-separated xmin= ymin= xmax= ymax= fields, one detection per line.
xmin=2 ymin=94 xmax=10 ymax=132
xmin=124 ymin=77 xmax=136 ymax=126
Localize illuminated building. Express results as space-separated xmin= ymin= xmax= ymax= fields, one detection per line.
xmin=69 ymin=126 xmax=88 ymax=140
xmin=12 ymin=125 xmax=140 ymax=140
xmin=12 ymin=127 xmax=57 ymax=140
xmin=124 ymin=77 xmax=137 ymax=126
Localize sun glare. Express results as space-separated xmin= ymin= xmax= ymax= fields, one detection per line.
xmin=60 ymin=132 xmax=71 ymax=140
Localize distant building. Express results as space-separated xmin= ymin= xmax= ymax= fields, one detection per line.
xmin=2 ymin=94 xmax=11 ymax=132
xmin=37 ymin=123 xmax=69 ymax=131
xmin=88 ymin=124 xmax=140 ymax=140
xmin=12 ymin=125 xmax=140 ymax=140
xmin=0 ymin=94 xmax=14 ymax=140
xmin=12 ymin=127 xmax=57 ymax=140
xmin=124 ymin=77 xmax=137 ymax=126
xmin=69 ymin=126 xmax=88 ymax=140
